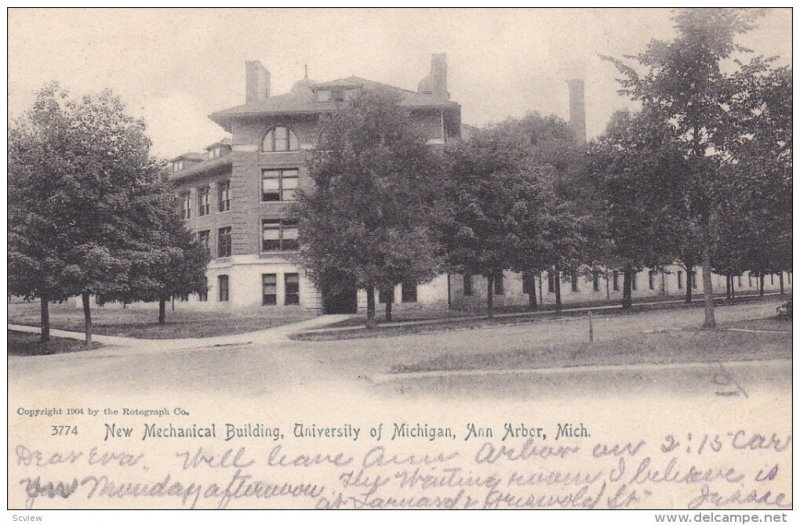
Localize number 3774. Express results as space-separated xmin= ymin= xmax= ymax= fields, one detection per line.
xmin=51 ymin=425 xmax=78 ymax=436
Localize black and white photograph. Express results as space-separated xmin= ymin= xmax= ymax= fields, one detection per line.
xmin=6 ymin=7 xmax=793 ymax=521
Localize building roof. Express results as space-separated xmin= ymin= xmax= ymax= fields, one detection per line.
xmin=204 ymin=138 xmax=232 ymax=150
xmin=171 ymin=152 xmax=206 ymax=163
xmin=209 ymin=75 xmax=459 ymax=132
xmin=169 ymin=155 xmax=232 ymax=183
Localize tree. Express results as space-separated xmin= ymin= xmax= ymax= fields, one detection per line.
xmin=107 ymin=181 xmax=209 ymax=324
xmin=297 ymin=89 xmax=444 ymax=327
xmin=8 ymin=83 xmax=166 ymax=344
xmin=605 ymin=8 xmax=769 ymax=328
xmin=588 ymin=109 xmax=689 ymax=309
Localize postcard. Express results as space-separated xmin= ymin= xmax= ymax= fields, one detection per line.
xmin=6 ymin=7 xmax=793 ymax=521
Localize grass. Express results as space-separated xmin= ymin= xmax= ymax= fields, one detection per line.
xmin=390 ymin=321 xmax=792 ymax=374
xmin=293 ymin=292 xmax=790 ymax=341
xmin=7 ymin=301 xmax=316 ymax=339
xmin=723 ymin=317 xmax=792 ymax=332
xmin=8 ymin=330 xmax=102 ymax=356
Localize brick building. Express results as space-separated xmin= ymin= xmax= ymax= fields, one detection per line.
xmin=170 ymin=60 xmax=790 ymax=314
xmin=169 ymin=55 xmax=460 ymax=312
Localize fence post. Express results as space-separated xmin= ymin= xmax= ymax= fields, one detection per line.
xmin=589 ymin=310 xmax=594 ymax=342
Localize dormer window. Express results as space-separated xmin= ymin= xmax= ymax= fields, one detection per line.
xmin=174 ymin=160 xmax=184 ymax=172
xmin=262 ymin=127 xmax=298 ymax=152
xmin=208 ymin=147 xmax=220 ymax=160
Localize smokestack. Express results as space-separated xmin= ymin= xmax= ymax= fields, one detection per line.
xmin=245 ymin=60 xmax=270 ymax=104
xmin=431 ymin=53 xmax=448 ymax=100
xmin=567 ymin=79 xmax=586 ymax=144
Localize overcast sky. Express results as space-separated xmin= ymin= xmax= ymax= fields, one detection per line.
xmin=8 ymin=8 xmax=792 ymax=159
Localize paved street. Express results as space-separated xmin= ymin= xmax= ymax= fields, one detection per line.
xmin=8 ymin=299 xmax=790 ymax=403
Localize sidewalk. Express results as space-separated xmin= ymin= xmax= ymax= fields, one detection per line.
xmin=8 ymin=314 xmax=354 ymax=355
xmin=301 ymin=291 xmax=787 ymax=335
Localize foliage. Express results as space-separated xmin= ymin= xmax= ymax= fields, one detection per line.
xmin=297 ymin=88 xmax=444 ymax=325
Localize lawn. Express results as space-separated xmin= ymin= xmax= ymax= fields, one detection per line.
xmin=7 ymin=301 xmax=316 ymax=339
xmin=8 ymin=330 xmax=103 ymax=356
xmin=390 ymin=322 xmax=792 ymax=374
xmin=294 ymin=293 xmax=789 ymax=341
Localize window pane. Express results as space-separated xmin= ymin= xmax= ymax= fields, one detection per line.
xmin=262 ymin=274 xmax=277 ymax=305
xmin=285 ymin=273 xmax=300 ymax=305
xmin=262 ymin=130 xmax=274 ymax=151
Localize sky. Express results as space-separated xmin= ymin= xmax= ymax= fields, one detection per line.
xmin=8 ymin=8 xmax=792 ymax=159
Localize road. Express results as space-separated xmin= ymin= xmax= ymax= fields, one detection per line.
xmin=8 ymin=299 xmax=789 ymax=402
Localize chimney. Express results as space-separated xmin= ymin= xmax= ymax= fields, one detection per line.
xmin=431 ymin=53 xmax=448 ymax=100
xmin=567 ymin=79 xmax=586 ymax=144
xmin=245 ymin=60 xmax=270 ymax=104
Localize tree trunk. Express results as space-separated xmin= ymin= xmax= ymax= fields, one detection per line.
xmin=606 ymin=271 xmax=610 ymax=300
xmin=159 ymin=297 xmax=167 ymax=324
xmin=622 ymin=266 xmax=633 ymax=310
xmin=660 ymin=271 xmax=666 ymax=296
xmin=725 ymin=274 xmax=731 ymax=299
xmin=779 ymin=272 xmax=785 ymax=295
xmin=81 ymin=291 xmax=93 ymax=345
xmin=538 ymin=273 xmax=543 ymax=306
xmin=366 ymin=285 xmax=376 ymax=329
xmin=527 ymin=271 xmax=537 ymax=311
xmin=486 ymin=274 xmax=495 ymax=319
xmin=731 ymin=275 xmax=735 ymax=299
xmin=701 ymin=235 xmax=716 ymax=329
xmin=40 ymin=294 xmax=50 ymax=343
xmin=554 ymin=267 xmax=562 ymax=313
xmin=759 ymin=273 xmax=765 ymax=296
xmin=384 ymin=294 xmax=393 ymax=322
xmin=685 ymin=264 xmax=693 ymax=304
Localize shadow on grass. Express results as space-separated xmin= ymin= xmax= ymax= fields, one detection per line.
xmin=8 ymin=331 xmax=102 ymax=356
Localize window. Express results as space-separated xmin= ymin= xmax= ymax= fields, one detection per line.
xmin=649 ymin=270 xmax=656 ymax=290
xmin=262 ymin=127 xmax=298 ymax=152
xmin=262 ymin=274 xmax=277 ymax=305
xmin=218 ymin=181 xmax=231 ymax=212
xmin=631 ymin=273 xmax=637 ymax=291
xmin=197 ymin=230 xmax=210 ymax=257
xmin=677 ymin=271 xmax=684 ymax=289
xmin=401 ymin=280 xmax=417 ymax=303
xmin=612 ymin=271 xmax=619 ymax=291
xmin=218 ymin=227 xmax=232 ymax=257
xmin=198 ymin=277 xmax=208 ymax=302
xmin=737 ymin=275 xmax=742 ymax=287
xmin=181 ymin=192 xmax=191 ymax=220
xmin=571 ymin=272 xmax=579 ymax=293
xmin=208 ymin=147 xmax=220 ymax=160
xmin=770 ymin=273 xmax=774 ymax=285
xmin=379 ymin=288 xmax=394 ymax=304
xmin=174 ymin=160 xmax=183 ymax=172
xmin=691 ymin=271 xmax=697 ymax=289
xmin=463 ymin=274 xmax=473 ymax=296
xmin=748 ymin=272 xmax=753 ymax=287
xmin=593 ymin=271 xmax=600 ymax=292
xmin=522 ymin=273 xmax=532 ymax=295
xmin=262 ymin=169 xmax=299 ymax=202
xmin=218 ymin=275 xmax=229 ymax=302
xmin=547 ymin=272 xmax=555 ymax=293
xmin=261 ymin=219 xmax=299 ymax=251
xmin=197 ymin=186 xmax=210 ymax=216
xmin=494 ymin=273 xmax=504 ymax=295
xmin=285 ymin=273 xmax=300 ymax=305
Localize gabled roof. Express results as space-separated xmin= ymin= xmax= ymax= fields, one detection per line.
xmin=169 ymin=155 xmax=232 ymax=182
xmin=209 ymin=75 xmax=459 ymax=132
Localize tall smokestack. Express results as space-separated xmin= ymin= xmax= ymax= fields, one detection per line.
xmin=246 ymin=60 xmax=270 ymax=104
xmin=431 ymin=53 xmax=448 ymax=100
xmin=567 ymin=79 xmax=586 ymax=144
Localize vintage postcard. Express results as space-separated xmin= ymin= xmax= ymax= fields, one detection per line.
xmin=6 ymin=7 xmax=793 ymax=522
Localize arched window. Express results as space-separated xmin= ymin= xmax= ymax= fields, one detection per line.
xmin=262 ymin=126 xmax=298 ymax=152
